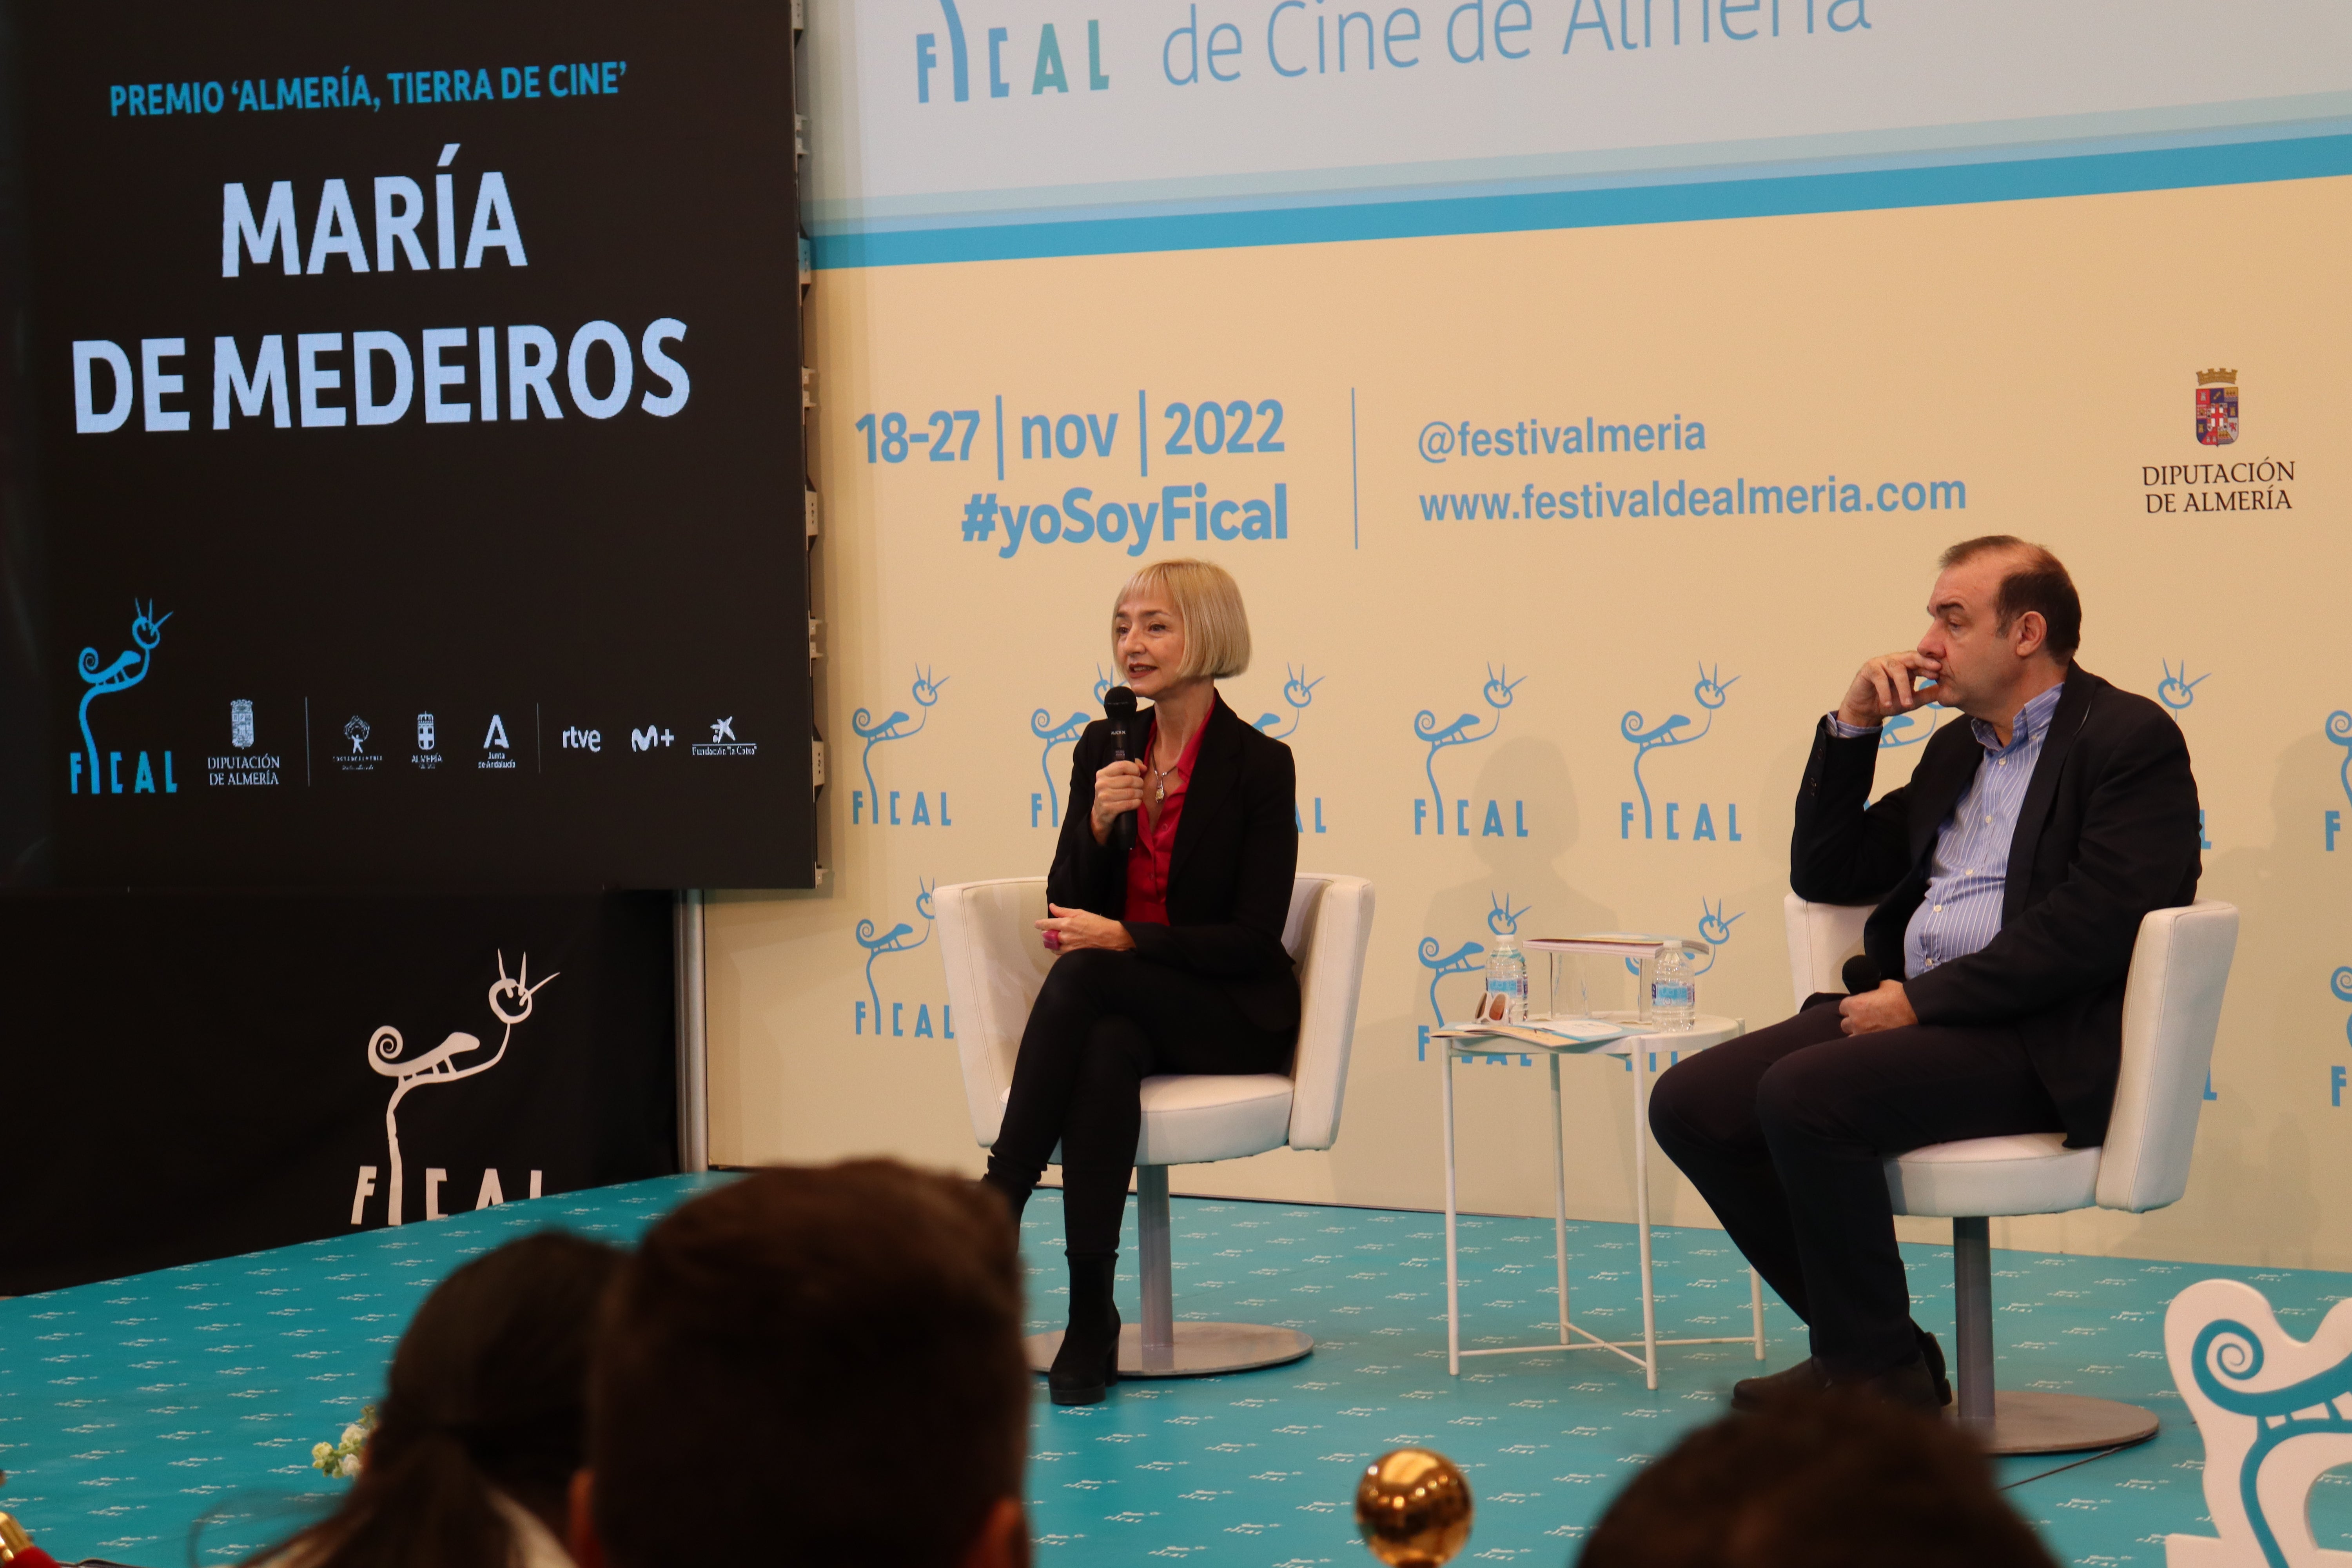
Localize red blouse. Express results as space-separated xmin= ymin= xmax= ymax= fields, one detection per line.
xmin=1121 ymin=710 xmax=1210 ymax=927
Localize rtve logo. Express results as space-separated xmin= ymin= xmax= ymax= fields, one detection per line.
xmin=917 ymin=5 xmax=1111 ymax=103
xmin=560 ymin=725 xmax=602 ymax=752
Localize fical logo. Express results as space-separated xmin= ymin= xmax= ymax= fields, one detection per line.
xmin=1412 ymin=663 xmax=1524 ymax=838
xmin=1414 ymin=893 xmax=1530 ymax=1065
xmin=2328 ymin=711 xmax=2352 ymax=853
xmin=1880 ymin=703 xmax=1948 ymax=749
xmin=70 ymin=599 xmax=176 ymax=796
xmin=2332 ymin=967 xmax=2352 ymax=1108
xmin=1620 ymin=662 xmax=1740 ymax=843
xmin=352 ymin=951 xmax=556 ymax=1228
xmin=853 ymin=665 xmax=949 ymax=828
xmin=1029 ymin=666 xmax=1112 ymax=829
xmin=853 ymin=877 xmax=948 ymax=1040
xmin=1250 ymin=662 xmax=1327 ymax=833
xmin=915 ymin=2 xmax=1110 ymax=104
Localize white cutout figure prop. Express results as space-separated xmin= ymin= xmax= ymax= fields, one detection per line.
xmin=367 ymin=951 xmax=557 ymax=1227
xmin=2166 ymin=1276 xmax=2352 ymax=1568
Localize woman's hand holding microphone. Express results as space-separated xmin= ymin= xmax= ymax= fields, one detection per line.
xmin=1037 ymin=759 xmax=1147 ymax=954
xmin=1090 ymin=757 xmax=1147 ymax=846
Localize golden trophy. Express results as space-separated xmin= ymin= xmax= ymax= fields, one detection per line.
xmin=1354 ymin=1447 xmax=1474 ymax=1567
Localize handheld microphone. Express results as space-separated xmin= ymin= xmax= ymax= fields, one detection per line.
xmin=1842 ymin=954 xmax=1883 ymax=996
xmin=1103 ymin=686 xmax=1138 ymax=854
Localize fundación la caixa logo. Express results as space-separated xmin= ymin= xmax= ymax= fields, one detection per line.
xmin=853 ymin=877 xmax=952 ymax=1041
xmin=853 ymin=666 xmax=951 ymax=828
xmin=70 ymin=600 xmax=177 ymax=795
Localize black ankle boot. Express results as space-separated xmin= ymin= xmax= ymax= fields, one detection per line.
xmin=1049 ymin=1254 xmax=1122 ymax=1406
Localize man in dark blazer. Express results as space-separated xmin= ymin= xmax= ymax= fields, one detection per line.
xmin=1648 ymin=535 xmax=2201 ymax=1411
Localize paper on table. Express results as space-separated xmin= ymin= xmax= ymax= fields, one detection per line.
xmin=1523 ymin=932 xmax=1711 ymax=956
xmin=1431 ymin=1017 xmax=1629 ymax=1049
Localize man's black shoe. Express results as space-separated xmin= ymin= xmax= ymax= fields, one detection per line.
xmin=1917 ymin=1326 xmax=1953 ymax=1407
xmin=1731 ymin=1357 xmax=1826 ymax=1411
xmin=1732 ymin=1350 xmax=1940 ymax=1414
xmin=1849 ymin=1351 xmax=1942 ymax=1414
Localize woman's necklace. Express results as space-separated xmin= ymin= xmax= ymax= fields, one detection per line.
xmin=1147 ymin=737 xmax=1181 ymax=804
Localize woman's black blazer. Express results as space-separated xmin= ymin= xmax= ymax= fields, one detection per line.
xmin=1047 ymin=693 xmax=1301 ymax=1035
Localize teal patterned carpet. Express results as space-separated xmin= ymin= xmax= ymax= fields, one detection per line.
xmin=4 ymin=1174 xmax=2349 ymax=1566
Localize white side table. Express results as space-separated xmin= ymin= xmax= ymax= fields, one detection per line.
xmin=1439 ymin=1013 xmax=1765 ymax=1388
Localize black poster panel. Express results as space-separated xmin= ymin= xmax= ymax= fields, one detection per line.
xmin=0 ymin=890 xmax=677 ymax=1297
xmin=0 ymin=0 xmax=811 ymax=889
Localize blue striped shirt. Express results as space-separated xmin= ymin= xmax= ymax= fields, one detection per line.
xmin=1830 ymin=681 xmax=2067 ymax=980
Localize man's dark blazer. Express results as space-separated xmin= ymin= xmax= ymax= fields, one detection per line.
xmin=1789 ymin=665 xmax=2200 ymax=1148
xmin=1048 ymin=693 xmax=1301 ymax=1036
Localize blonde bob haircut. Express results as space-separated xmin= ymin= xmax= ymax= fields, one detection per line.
xmin=1112 ymin=559 xmax=1252 ymax=681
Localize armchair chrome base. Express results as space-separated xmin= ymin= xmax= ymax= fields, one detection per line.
xmin=1025 ymin=1322 xmax=1314 ymax=1378
xmin=1956 ymin=1390 xmax=2158 ymax=1455
xmin=1025 ymin=1165 xmax=1314 ymax=1382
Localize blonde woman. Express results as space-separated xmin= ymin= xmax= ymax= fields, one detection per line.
xmin=980 ymin=559 xmax=1300 ymax=1406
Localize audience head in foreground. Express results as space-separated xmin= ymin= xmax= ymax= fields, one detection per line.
xmin=579 ymin=1161 xmax=1031 ymax=1568
xmin=265 ymin=1230 xmax=623 ymax=1568
xmin=1577 ymin=1395 xmax=2060 ymax=1568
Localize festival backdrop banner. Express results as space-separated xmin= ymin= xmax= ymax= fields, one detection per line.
xmin=712 ymin=0 xmax=2352 ymax=1269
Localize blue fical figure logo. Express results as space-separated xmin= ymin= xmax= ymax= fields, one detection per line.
xmin=1693 ymin=897 xmax=1741 ymax=976
xmin=855 ymin=877 xmax=936 ymax=1033
xmin=1623 ymin=897 xmax=1742 ymax=982
xmin=1252 ymin=664 xmax=1322 ymax=740
xmin=75 ymin=599 xmax=169 ymax=791
xmin=1030 ymin=667 xmax=1114 ymax=829
xmin=1417 ymin=936 xmax=1484 ymax=1060
xmin=2327 ymin=711 xmax=2352 ymax=826
xmin=1880 ymin=703 xmax=1948 ymax=749
xmin=1621 ymin=662 xmax=1736 ymax=840
xmin=1414 ymin=664 xmax=1523 ymax=835
xmin=853 ymin=665 xmax=947 ymax=825
xmin=2160 ymin=659 xmax=2209 ymax=712
xmin=2181 ymin=1312 xmax=2352 ymax=1568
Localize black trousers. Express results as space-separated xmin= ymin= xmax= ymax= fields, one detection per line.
xmin=1647 ymin=997 xmax=2064 ymax=1377
xmin=987 ymin=947 xmax=1292 ymax=1259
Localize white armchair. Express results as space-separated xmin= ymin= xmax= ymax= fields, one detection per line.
xmin=1782 ymin=891 xmax=2239 ymax=1453
xmin=936 ymin=873 xmax=1375 ymax=1377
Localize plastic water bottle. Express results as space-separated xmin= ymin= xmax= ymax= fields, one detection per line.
xmin=1483 ymin=935 xmax=1528 ymax=1025
xmin=1649 ymin=941 xmax=1696 ymax=1031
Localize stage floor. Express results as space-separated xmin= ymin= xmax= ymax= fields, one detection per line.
xmin=4 ymin=1174 xmax=2348 ymax=1565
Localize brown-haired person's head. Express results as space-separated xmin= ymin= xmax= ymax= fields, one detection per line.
xmin=259 ymin=1231 xmax=623 ymax=1568
xmin=1576 ymin=1396 xmax=2059 ymax=1568
xmin=578 ymin=1162 xmax=1030 ymax=1568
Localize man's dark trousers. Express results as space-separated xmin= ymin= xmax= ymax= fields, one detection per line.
xmin=1648 ymin=998 xmax=2065 ymax=1377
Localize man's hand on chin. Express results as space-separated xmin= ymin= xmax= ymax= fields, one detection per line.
xmin=1839 ymin=980 xmax=1917 ymax=1036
